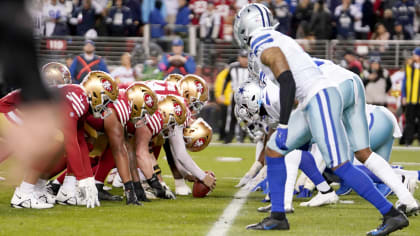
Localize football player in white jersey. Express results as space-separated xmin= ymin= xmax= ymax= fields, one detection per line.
xmin=313 ymin=58 xmax=419 ymax=216
xmin=234 ymin=3 xmax=408 ymax=234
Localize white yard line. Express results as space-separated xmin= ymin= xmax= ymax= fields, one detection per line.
xmin=207 ymin=188 xmax=250 ymax=236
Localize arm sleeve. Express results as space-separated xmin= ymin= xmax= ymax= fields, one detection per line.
xmin=168 ymin=126 xmax=206 ymax=181
xmin=63 ymin=116 xmax=92 ymax=180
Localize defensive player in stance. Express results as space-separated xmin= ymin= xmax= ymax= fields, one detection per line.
xmin=1 ymin=66 xmax=118 ymax=208
xmin=234 ymin=3 xmax=408 ymax=235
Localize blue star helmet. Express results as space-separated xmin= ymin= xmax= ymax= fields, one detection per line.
xmin=234 ymin=81 xmax=262 ymax=123
xmin=234 ymin=3 xmax=274 ymax=49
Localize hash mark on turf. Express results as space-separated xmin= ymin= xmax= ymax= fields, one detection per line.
xmin=207 ymin=188 xmax=250 ymax=236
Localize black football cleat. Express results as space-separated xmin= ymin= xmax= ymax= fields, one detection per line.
xmin=246 ymin=217 xmax=290 ymax=230
xmin=134 ymin=188 xmax=150 ymax=202
xmin=96 ymin=184 xmax=123 ymax=201
xmin=46 ymin=181 xmax=61 ymax=196
xmin=397 ymin=203 xmax=419 ymax=217
xmin=366 ymin=211 xmax=409 ymax=236
xmin=125 ymin=190 xmax=142 ymax=205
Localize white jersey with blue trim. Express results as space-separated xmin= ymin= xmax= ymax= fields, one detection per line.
xmin=260 ymin=78 xmax=281 ymax=127
xmin=249 ymin=28 xmax=334 ymax=107
xmin=313 ymin=58 xmax=357 ymax=85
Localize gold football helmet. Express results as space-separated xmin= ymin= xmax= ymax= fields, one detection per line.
xmin=177 ymin=74 xmax=208 ymax=113
xmin=41 ymin=62 xmax=71 ymax=85
xmin=81 ymin=71 xmax=119 ymax=119
xmin=164 ymin=73 xmax=183 ymax=84
xmin=183 ymin=118 xmax=213 ymax=152
xmin=158 ymin=95 xmax=187 ymax=138
xmin=126 ymin=82 xmax=158 ymax=127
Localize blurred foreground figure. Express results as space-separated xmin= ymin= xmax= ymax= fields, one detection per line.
xmin=0 ymin=0 xmax=62 ymax=176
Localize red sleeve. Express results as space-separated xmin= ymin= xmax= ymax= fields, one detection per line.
xmin=63 ymin=107 xmax=93 ymax=180
xmin=146 ymin=111 xmax=164 ymax=136
xmin=62 ymin=85 xmax=89 ymax=120
xmin=108 ymin=93 xmax=131 ymax=127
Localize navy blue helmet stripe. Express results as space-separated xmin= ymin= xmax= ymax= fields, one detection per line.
xmin=254 ymin=5 xmax=266 ymax=27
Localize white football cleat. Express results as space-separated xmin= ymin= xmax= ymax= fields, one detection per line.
xmin=174 ymin=179 xmax=192 ymax=196
xmin=11 ymin=188 xmax=54 ymax=209
xmin=55 ymin=187 xmax=86 ymax=206
xmin=112 ymin=174 xmax=123 ymax=188
xmin=257 ymin=204 xmax=294 ymax=213
xmin=403 ymin=175 xmax=418 ymax=195
xmin=106 ymin=168 xmax=118 ymax=184
xmin=35 ymin=189 xmax=56 ymax=205
xmin=141 ymin=182 xmax=158 ymax=199
xmin=300 ymin=191 xmax=339 ymax=207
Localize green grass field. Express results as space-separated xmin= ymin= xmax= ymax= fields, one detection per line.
xmin=0 ymin=145 xmax=420 ymax=235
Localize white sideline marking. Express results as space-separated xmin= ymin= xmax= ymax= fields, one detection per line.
xmin=207 ymin=188 xmax=250 ymax=236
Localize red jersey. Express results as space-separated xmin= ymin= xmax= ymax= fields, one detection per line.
xmin=86 ymin=89 xmax=131 ymax=131
xmin=126 ymin=110 xmax=164 ymax=137
xmin=60 ymin=84 xmax=89 ymax=120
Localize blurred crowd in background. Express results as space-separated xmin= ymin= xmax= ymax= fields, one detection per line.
xmin=30 ymin=0 xmax=420 ymax=40
xmin=23 ymin=0 xmax=420 ymax=146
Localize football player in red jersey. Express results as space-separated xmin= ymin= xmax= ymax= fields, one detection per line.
xmin=83 ymin=82 xmax=158 ymax=204
xmin=4 ymin=69 xmax=119 ymax=209
xmin=141 ymin=75 xmax=216 ymax=196
xmin=125 ymin=92 xmax=188 ymax=199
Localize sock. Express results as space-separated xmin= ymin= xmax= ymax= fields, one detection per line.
xmin=355 ymin=165 xmax=383 ymax=183
xmin=299 ymin=151 xmax=331 ymax=192
xmin=133 ymin=181 xmax=142 ymax=190
xmin=35 ymin=179 xmax=47 ymax=192
xmin=365 ymin=152 xmax=416 ymax=206
xmin=62 ymin=175 xmax=77 ymax=192
xmin=334 ymin=162 xmax=392 ymax=215
xmin=20 ymin=181 xmax=35 ymax=194
xmin=266 ymin=156 xmax=287 ymax=213
xmin=174 ymin=178 xmax=187 ymax=188
xmin=271 ymin=211 xmax=286 ymax=221
xmin=124 ymin=181 xmax=134 ymax=191
xmin=284 ymin=150 xmax=301 ymax=209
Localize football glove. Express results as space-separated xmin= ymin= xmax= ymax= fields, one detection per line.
xmin=78 ymin=177 xmax=100 ymax=208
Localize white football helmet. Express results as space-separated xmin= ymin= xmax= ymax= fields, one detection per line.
xmin=234 ymin=81 xmax=262 ymax=124
xmin=234 ymin=3 xmax=274 ymax=49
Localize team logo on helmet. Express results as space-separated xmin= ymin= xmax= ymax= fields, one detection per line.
xmin=144 ymin=94 xmax=154 ymax=108
xmin=101 ymin=79 xmax=113 ymax=92
xmin=195 ymin=81 xmax=204 ymax=94
xmin=174 ymin=103 xmax=182 ymax=116
xmin=193 ymin=138 xmax=205 ymax=148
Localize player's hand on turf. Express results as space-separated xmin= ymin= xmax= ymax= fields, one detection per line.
xmin=244 ymin=166 xmax=267 ymax=191
xmin=203 ymin=173 xmax=216 ymax=190
xmin=235 ymin=174 xmax=252 ymax=188
xmin=79 ymin=177 xmax=100 ymax=208
xmin=164 ymin=189 xmax=176 ymax=199
xmin=275 ymin=125 xmax=288 ymax=150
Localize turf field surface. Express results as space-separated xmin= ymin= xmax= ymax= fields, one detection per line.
xmin=0 ymin=144 xmax=419 ymax=236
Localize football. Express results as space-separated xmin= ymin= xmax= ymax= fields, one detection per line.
xmin=192 ymin=181 xmax=210 ymax=198
xmin=192 ymin=171 xmax=214 ymax=198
